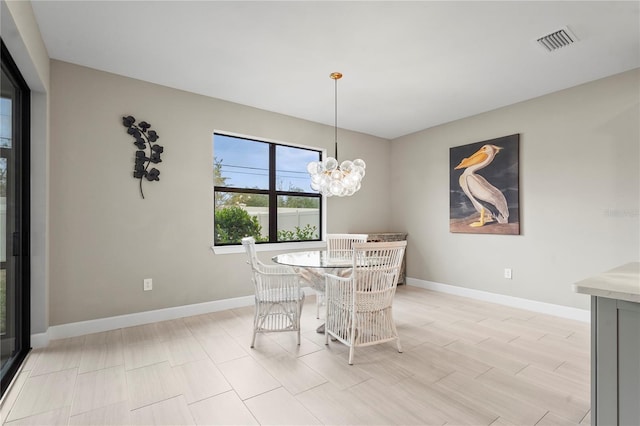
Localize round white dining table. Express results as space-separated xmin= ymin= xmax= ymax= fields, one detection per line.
xmin=272 ymin=250 xmax=353 ymax=290
xmin=272 ymin=250 xmax=352 ymax=269
xmin=272 ymin=250 xmax=353 ymax=333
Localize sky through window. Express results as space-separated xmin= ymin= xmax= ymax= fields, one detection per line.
xmin=214 ymin=134 xmax=320 ymax=192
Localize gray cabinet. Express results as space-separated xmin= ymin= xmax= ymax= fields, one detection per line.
xmin=366 ymin=232 xmax=407 ymax=284
xmin=592 ymin=297 xmax=640 ymax=426
xmin=574 ymin=263 xmax=640 ymax=426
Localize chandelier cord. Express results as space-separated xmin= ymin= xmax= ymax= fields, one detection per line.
xmin=334 ymin=75 xmax=338 ymax=161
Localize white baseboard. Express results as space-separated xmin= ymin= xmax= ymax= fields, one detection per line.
xmin=30 ymin=287 xmax=318 ymax=348
xmin=31 ymin=294 xmax=254 ymax=348
xmin=31 ymin=332 xmax=50 ymax=349
xmin=31 ymin=281 xmax=586 ymax=349
xmin=406 ymin=278 xmax=590 ymax=323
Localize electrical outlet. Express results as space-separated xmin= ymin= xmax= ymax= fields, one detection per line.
xmin=143 ymin=278 xmax=153 ymax=291
xmin=504 ymin=268 xmax=512 ymax=279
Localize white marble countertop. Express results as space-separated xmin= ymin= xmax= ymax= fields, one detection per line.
xmin=573 ymin=262 xmax=640 ymax=303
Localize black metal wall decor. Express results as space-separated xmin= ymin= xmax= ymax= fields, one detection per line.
xmin=122 ymin=115 xmax=163 ymax=199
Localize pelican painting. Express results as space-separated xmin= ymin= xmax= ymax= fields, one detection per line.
xmin=455 ymin=144 xmax=509 ymax=226
xmin=450 ymin=134 xmax=520 ymax=235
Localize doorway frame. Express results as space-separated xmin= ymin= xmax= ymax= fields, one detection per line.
xmin=0 ymin=38 xmax=31 ymax=397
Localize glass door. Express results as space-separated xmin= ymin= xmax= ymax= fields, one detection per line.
xmin=0 ymin=40 xmax=30 ymax=396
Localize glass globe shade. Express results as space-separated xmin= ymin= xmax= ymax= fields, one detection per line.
xmin=340 ymin=160 xmax=353 ymax=173
xmin=324 ymin=157 xmax=338 ymax=171
xmin=330 ymin=170 xmax=342 ymax=180
xmin=308 ymin=161 xmax=325 ymax=175
xmin=343 ymin=173 xmax=358 ymax=189
xmin=329 ymin=180 xmax=344 ymax=196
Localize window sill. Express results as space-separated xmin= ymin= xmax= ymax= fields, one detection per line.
xmin=211 ymin=240 xmax=327 ymax=255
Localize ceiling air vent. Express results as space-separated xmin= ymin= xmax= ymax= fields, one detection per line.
xmin=537 ymin=27 xmax=577 ymax=52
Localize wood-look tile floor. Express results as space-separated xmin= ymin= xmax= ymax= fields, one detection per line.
xmin=0 ymin=286 xmax=591 ymax=425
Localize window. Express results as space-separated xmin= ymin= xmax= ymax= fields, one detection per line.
xmin=213 ymin=132 xmax=322 ymax=245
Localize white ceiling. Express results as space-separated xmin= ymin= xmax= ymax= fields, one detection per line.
xmin=31 ymin=1 xmax=640 ymax=139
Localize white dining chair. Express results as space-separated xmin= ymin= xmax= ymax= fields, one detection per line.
xmin=241 ymin=237 xmax=305 ymax=348
xmin=326 ymin=233 xmax=369 ymax=252
xmin=324 ymin=240 xmax=407 ymax=365
xmin=317 ymin=233 xmax=369 ymax=318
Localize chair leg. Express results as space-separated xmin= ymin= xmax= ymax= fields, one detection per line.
xmin=251 ymin=302 xmax=259 ymax=348
xmin=295 ymin=303 xmax=302 ymax=346
xmin=391 ymin=314 xmax=402 ymax=353
xmin=251 ymin=329 xmax=257 ymax=348
xmin=348 ymin=317 xmax=356 ymax=365
xmin=297 ymin=299 xmax=303 ymax=345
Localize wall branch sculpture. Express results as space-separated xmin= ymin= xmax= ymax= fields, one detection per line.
xmin=122 ymin=115 xmax=163 ymax=199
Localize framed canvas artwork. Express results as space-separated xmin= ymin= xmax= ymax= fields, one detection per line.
xmin=450 ymin=134 xmax=520 ymax=235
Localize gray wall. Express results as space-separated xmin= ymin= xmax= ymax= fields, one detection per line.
xmin=49 ymin=61 xmax=390 ymax=326
xmin=390 ymin=69 xmax=640 ymax=310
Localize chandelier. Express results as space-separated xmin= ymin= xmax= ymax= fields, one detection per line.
xmin=307 ymin=72 xmax=366 ymax=197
